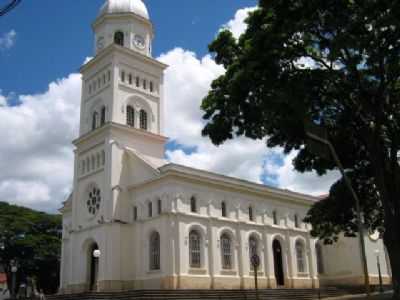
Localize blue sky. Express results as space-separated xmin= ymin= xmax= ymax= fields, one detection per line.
xmin=0 ymin=0 xmax=256 ymax=96
xmin=0 ymin=1 xmax=337 ymax=212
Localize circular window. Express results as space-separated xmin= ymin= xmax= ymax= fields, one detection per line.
xmin=87 ymin=186 xmax=101 ymax=216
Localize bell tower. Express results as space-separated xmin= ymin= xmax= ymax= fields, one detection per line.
xmin=72 ymin=0 xmax=167 ymax=245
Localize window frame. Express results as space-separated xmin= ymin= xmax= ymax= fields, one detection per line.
xmin=149 ymin=232 xmax=161 ymax=271
xmin=221 ymin=233 xmax=233 ymax=270
xmin=189 ymin=230 xmax=202 ymax=268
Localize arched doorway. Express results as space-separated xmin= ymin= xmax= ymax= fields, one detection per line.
xmin=88 ymin=243 xmax=99 ymax=291
xmin=273 ymin=239 xmax=285 ymax=286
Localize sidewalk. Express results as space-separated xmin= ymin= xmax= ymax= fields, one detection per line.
xmin=325 ymin=291 xmax=393 ymax=300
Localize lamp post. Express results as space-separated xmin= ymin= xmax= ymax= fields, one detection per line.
xmin=92 ymin=249 xmax=101 ymax=292
xmin=10 ymin=259 xmax=18 ymax=300
xmin=305 ymin=122 xmax=370 ymax=297
xmin=375 ymin=250 xmax=384 ymax=293
xmin=251 ymin=254 xmax=260 ymax=300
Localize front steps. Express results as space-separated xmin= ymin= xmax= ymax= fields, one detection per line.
xmin=47 ymin=287 xmax=354 ymax=300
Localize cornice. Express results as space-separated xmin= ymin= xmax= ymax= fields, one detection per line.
xmin=73 ymin=122 xmax=168 ymax=147
xmin=80 ymin=44 xmax=168 ymax=74
xmin=129 ymin=164 xmax=318 ymax=207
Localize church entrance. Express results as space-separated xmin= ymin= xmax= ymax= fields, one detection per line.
xmin=273 ymin=239 xmax=285 ymax=286
xmin=88 ymin=243 xmax=99 ymax=291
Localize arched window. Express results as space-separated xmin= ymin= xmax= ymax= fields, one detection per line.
xmin=149 ymin=232 xmax=160 ymax=270
xmin=316 ymin=243 xmax=324 ymax=274
xmin=296 ymin=240 xmax=306 ymax=273
xmin=189 ymin=230 xmax=201 ymax=268
xmin=190 ymin=196 xmax=197 ymax=213
xmin=249 ymin=236 xmax=258 ymax=270
xmin=140 ymin=109 xmax=148 ymax=130
xmin=127 ymin=105 xmax=135 ymax=127
xmin=100 ymin=106 xmax=106 ymax=126
xmin=114 ymin=31 xmax=124 ymax=46
xmin=221 ymin=201 xmax=227 ymax=217
xmin=249 ymin=206 xmax=254 ymax=221
xmin=273 ymin=210 xmax=278 ymax=225
xmin=221 ymin=233 xmax=233 ymax=269
xmin=92 ymin=111 xmax=98 ymax=130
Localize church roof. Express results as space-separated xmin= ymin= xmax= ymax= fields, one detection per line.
xmin=99 ymin=0 xmax=149 ymax=20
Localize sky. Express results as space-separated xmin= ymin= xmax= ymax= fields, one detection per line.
xmin=0 ymin=0 xmax=339 ymax=212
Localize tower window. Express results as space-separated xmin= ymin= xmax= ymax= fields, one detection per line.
xmin=107 ymin=70 xmax=111 ymax=82
xmin=221 ymin=201 xmax=227 ymax=217
xmin=273 ymin=210 xmax=278 ymax=225
xmin=294 ymin=214 xmax=300 ymax=228
xmin=148 ymin=202 xmax=153 ymax=218
xmin=157 ymin=199 xmax=162 ymax=215
xmin=136 ymin=76 xmax=140 ymax=87
xmin=92 ymin=112 xmax=98 ymax=130
xmin=190 ymin=196 xmax=197 ymax=213
xmin=100 ymin=106 xmax=106 ymax=126
xmin=121 ymin=71 xmax=125 ymax=82
xmin=98 ymin=78 xmax=101 ymax=88
xmin=249 ymin=206 xmax=254 ymax=222
xmin=127 ymin=105 xmax=135 ymax=127
xmin=114 ymin=31 xmax=124 ymax=46
xmin=86 ymin=157 xmax=90 ymax=172
xmin=140 ymin=109 xmax=148 ymax=130
xmin=103 ymin=74 xmax=106 ymax=84
xmin=133 ymin=206 xmax=138 ymax=221
xmin=150 ymin=81 xmax=154 ymax=93
xmin=128 ymin=74 xmax=133 ymax=85
xmin=88 ymin=84 xmax=92 ymax=94
xmin=143 ymin=79 xmax=147 ymax=90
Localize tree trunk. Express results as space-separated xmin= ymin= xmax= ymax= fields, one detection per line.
xmin=384 ymin=234 xmax=400 ymax=300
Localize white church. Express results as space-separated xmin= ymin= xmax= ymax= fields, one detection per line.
xmin=59 ymin=0 xmax=392 ymax=293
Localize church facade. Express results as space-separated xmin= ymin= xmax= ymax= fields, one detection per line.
xmin=59 ymin=0 xmax=392 ymax=293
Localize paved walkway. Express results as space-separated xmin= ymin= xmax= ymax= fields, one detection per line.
xmin=326 ymin=291 xmax=393 ymax=300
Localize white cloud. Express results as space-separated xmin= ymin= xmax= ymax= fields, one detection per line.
xmin=223 ymin=7 xmax=257 ymax=39
xmin=267 ymin=151 xmax=340 ymax=196
xmin=0 ymin=74 xmax=81 ymax=211
xmin=0 ymin=30 xmax=16 ymax=50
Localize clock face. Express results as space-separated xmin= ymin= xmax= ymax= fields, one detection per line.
xmin=134 ymin=34 xmax=145 ymax=49
xmin=97 ymin=37 xmax=104 ymax=50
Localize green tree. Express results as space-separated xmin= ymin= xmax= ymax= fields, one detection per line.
xmin=0 ymin=202 xmax=61 ymax=294
xmin=201 ymin=0 xmax=400 ymax=297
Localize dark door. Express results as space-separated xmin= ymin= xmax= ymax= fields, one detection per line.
xmin=89 ymin=244 xmax=99 ymax=291
xmin=273 ymin=240 xmax=285 ymax=286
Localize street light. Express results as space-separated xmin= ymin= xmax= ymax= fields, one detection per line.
xmin=10 ymin=260 xmax=18 ymax=300
xmin=374 ymin=250 xmax=384 ymax=293
xmin=305 ymin=121 xmax=370 ymax=297
xmin=93 ymin=249 xmax=101 ymax=259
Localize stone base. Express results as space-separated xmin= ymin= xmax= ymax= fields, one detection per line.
xmin=319 ymin=275 xmax=392 ymax=287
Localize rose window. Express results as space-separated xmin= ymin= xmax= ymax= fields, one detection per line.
xmin=87 ymin=187 xmax=101 ymax=216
